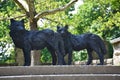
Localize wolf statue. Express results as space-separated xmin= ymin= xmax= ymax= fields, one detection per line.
xmin=9 ymin=19 xmax=65 ymax=66
xmin=57 ymin=25 xmax=107 ymax=65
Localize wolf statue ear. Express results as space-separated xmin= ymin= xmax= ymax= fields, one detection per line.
xmin=65 ymin=25 xmax=68 ymax=29
xmin=21 ymin=19 xmax=24 ymax=23
xmin=57 ymin=25 xmax=60 ymax=30
xmin=10 ymin=19 xmax=15 ymax=23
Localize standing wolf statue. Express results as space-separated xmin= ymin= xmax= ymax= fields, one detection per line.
xmin=57 ymin=25 xmax=107 ymax=65
xmin=9 ymin=19 xmax=65 ymax=66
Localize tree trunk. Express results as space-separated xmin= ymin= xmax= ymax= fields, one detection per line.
xmin=31 ymin=50 xmax=41 ymax=66
xmin=29 ymin=19 xmax=41 ymax=66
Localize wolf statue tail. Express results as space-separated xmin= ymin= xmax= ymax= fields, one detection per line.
xmin=96 ymin=36 xmax=107 ymax=55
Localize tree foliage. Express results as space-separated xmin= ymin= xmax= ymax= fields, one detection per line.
xmin=0 ymin=0 xmax=120 ymax=64
xmin=0 ymin=0 xmax=20 ymax=63
xmin=69 ymin=0 xmax=120 ymax=40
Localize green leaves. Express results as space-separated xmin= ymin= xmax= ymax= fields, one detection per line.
xmin=70 ymin=0 xmax=120 ymax=40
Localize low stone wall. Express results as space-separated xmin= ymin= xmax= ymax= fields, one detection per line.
xmin=113 ymin=50 xmax=120 ymax=65
xmin=73 ymin=58 xmax=113 ymax=65
xmin=110 ymin=37 xmax=120 ymax=66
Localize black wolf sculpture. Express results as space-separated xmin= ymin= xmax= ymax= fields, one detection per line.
xmin=9 ymin=19 xmax=65 ymax=66
xmin=57 ymin=25 xmax=107 ymax=65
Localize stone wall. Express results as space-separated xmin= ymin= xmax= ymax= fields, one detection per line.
xmin=73 ymin=58 xmax=113 ymax=65
xmin=110 ymin=37 xmax=120 ymax=66
xmin=113 ymin=49 xmax=120 ymax=65
xmin=15 ymin=48 xmax=41 ymax=66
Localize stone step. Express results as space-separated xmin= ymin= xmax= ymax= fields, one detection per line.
xmin=0 ymin=74 xmax=120 ymax=80
xmin=0 ymin=65 xmax=120 ymax=76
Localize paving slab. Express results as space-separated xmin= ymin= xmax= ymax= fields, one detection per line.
xmin=0 ymin=65 xmax=120 ymax=76
xmin=0 ymin=74 xmax=120 ymax=80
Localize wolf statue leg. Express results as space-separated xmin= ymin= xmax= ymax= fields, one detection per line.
xmin=22 ymin=43 xmax=31 ymax=66
xmin=23 ymin=48 xmax=31 ymax=66
xmin=91 ymin=44 xmax=104 ymax=65
xmin=97 ymin=51 xmax=104 ymax=65
xmin=55 ymin=43 xmax=64 ymax=65
xmin=47 ymin=46 xmax=57 ymax=65
xmin=86 ymin=49 xmax=93 ymax=65
xmin=68 ymin=49 xmax=73 ymax=65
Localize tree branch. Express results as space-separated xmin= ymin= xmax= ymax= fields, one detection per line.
xmin=13 ymin=0 xmax=29 ymax=14
xmin=42 ymin=17 xmax=63 ymax=25
xmin=26 ymin=0 xmax=36 ymax=19
xmin=26 ymin=0 xmax=37 ymax=30
xmin=34 ymin=0 xmax=78 ymax=20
